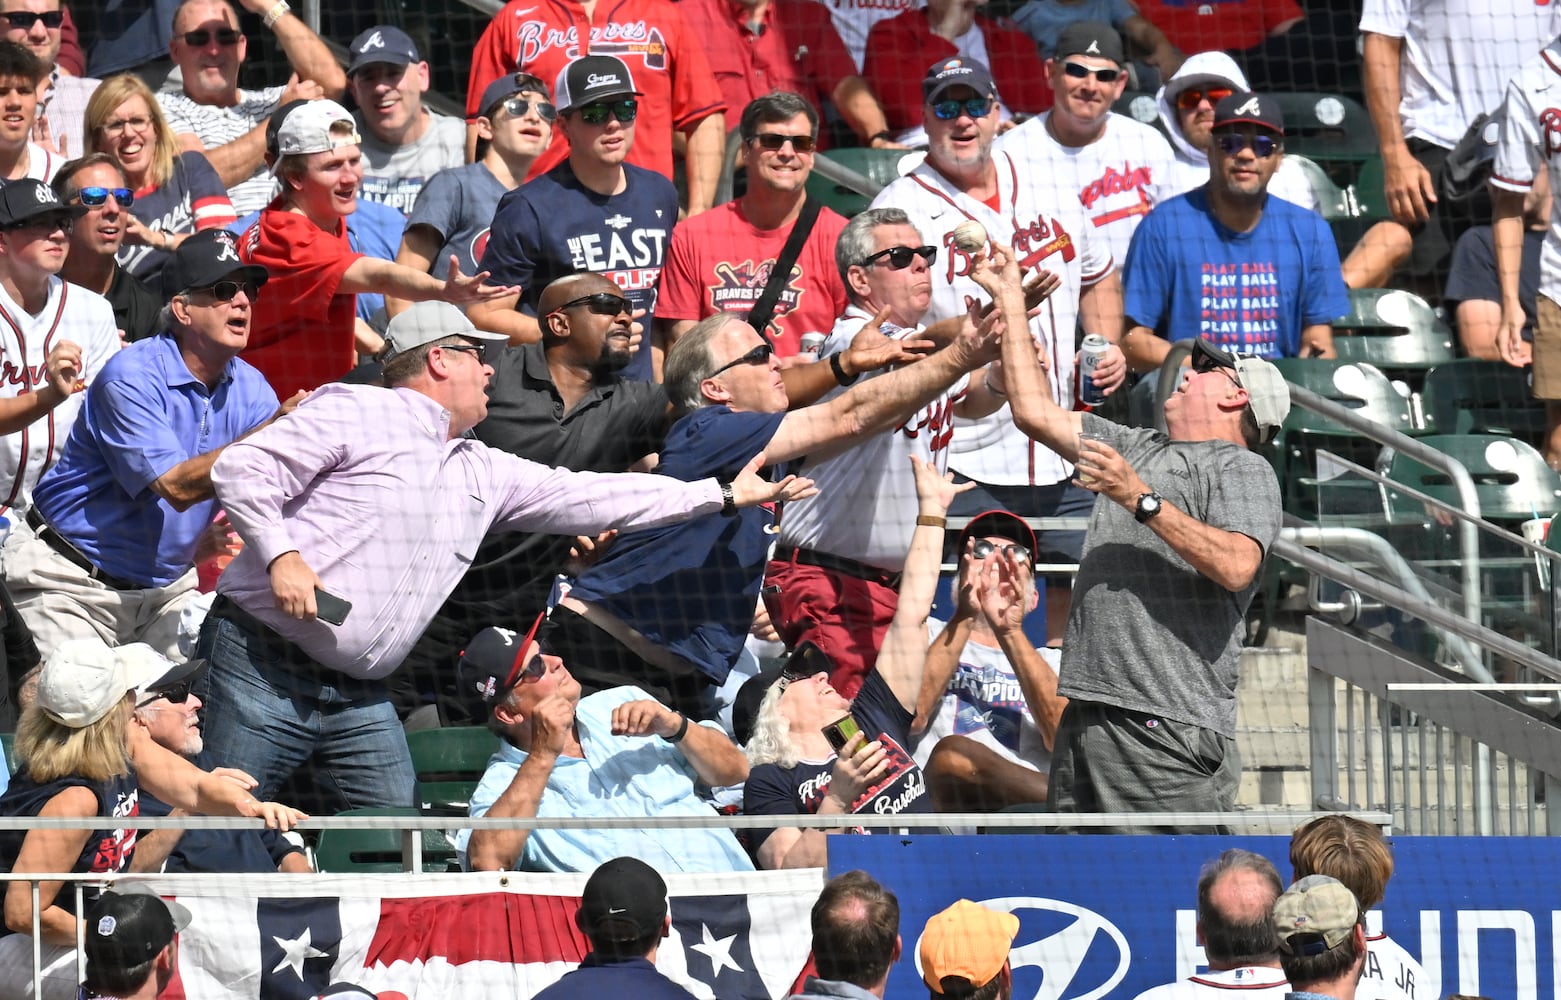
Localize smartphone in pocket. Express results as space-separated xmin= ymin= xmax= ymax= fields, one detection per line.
xmin=822 ymin=714 xmax=862 ymax=752
xmin=313 ymin=587 xmax=352 ymax=626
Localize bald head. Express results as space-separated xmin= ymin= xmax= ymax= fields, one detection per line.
xmin=1197 ymin=850 xmax=1282 ymax=969
xmin=537 ymin=272 xmax=620 ymax=316
xmin=172 ymin=0 xmax=238 ymax=34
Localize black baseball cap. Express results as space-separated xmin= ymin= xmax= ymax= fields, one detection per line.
xmin=1213 ymin=92 xmax=1285 ymax=135
xmin=457 ymin=612 xmax=548 ymax=707
xmin=553 ymin=55 xmax=642 ymax=114
xmin=478 ymin=72 xmax=552 ymax=119
xmin=1055 ymin=21 xmax=1125 ymax=65
xmin=159 ymin=229 xmax=269 ymax=301
xmin=577 ymin=857 xmax=668 ymax=942
xmin=83 ymin=887 xmax=192 ymax=979
xmin=731 ymin=640 xmax=833 ymax=746
xmin=0 ymin=178 xmax=86 ymax=229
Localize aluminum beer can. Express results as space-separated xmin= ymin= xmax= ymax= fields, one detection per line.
xmin=799 ymin=331 xmax=827 ymax=363
xmin=1077 ymin=333 xmax=1109 ymax=408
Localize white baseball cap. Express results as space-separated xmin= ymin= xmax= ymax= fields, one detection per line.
xmin=36 ymin=639 xmax=184 ymax=729
xmin=272 ymin=99 xmax=360 ymax=169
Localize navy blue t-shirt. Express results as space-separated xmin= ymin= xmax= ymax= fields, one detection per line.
xmin=742 ymin=669 xmax=931 ymax=853
xmin=478 ymin=162 xmax=678 ymax=382
xmin=138 ymin=792 xmax=301 ymax=873
xmin=566 ymin=406 xmax=784 ymax=683
xmin=532 ymin=955 xmax=695 ymax=1000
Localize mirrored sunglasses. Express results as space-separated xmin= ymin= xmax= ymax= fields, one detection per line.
xmin=1176 ymin=86 xmax=1234 ymax=112
xmin=861 ymin=245 xmax=936 ymax=270
xmin=970 ymin=539 xmax=1031 ymax=562
xmin=1062 ymin=61 xmax=1122 ymax=83
xmin=500 ymin=96 xmax=557 ymax=122
xmin=76 ymin=186 xmax=134 ymax=208
xmin=1213 ymin=132 xmax=1280 ymax=158
xmin=931 ymin=97 xmax=992 ymax=121
xmin=576 ymin=99 xmax=638 ymax=125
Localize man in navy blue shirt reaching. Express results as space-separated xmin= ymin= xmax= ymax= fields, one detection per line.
xmin=470 ymin=55 xmax=677 ymax=381
xmin=532 ymin=857 xmax=697 ymax=1000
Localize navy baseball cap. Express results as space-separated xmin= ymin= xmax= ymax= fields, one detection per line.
xmin=1213 ymin=92 xmax=1284 ymax=135
xmin=457 ymin=612 xmax=547 ymax=706
xmin=347 ymin=26 xmax=421 ymax=75
xmin=923 ymin=57 xmax=997 ymax=104
xmin=477 ymin=72 xmax=552 ymax=119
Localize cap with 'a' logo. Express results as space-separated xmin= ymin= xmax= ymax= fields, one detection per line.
xmin=0 ymin=178 xmax=86 ymax=228
xmin=553 ymin=55 xmax=643 ymax=114
xmin=347 ymin=25 xmax=421 ymax=75
xmin=455 ymin=611 xmax=549 ymax=708
xmin=1213 ymin=91 xmax=1285 ymax=135
xmin=1055 ymin=20 xmax=1125 ymax=66
xmin=160 ymin=229 xmax=270 ymax=300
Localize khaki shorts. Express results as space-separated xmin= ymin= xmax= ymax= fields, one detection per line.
xmin=1535 ymin=295 xmax=1561 ymax=400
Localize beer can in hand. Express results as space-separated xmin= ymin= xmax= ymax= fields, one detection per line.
xmin=1077 ymin=333 xmax=1109 ymax=408
xmin=799 ymin=331 xmax=827 ymax=363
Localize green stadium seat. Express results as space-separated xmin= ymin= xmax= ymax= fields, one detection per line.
xmin=1269 ymin=92 xmax=1377 ymax=167
xmin=804 ymin=148 xmax=915 ymax=218
xmin=1420 ymin=359 xmax=1547 ymax=441
xmin=1111 ymin=91 xmax=1165 ymax=132
xmin=312 ymin=808 xmax=460 ymax=873
xmin=407 ymin=727 xmax=498 ymax=816
xmin=1288 ymin=154 xmax=1355 ymax=221
xmin=1385 ymin=434 xmax=1561 ymax=525
xmin=1330 ymin=289 xmax=1456 ymax=383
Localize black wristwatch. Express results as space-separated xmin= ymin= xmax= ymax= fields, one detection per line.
xmin=829 ymin=352 xmax=859 ymax=386
xmin=1134 ymin=491 xmax=1163 ymax=524
xmin=719 ymin=482 xmax=738 ymax=516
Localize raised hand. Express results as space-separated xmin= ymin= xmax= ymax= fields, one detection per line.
xmin=729 ymin=450 xmax=819 ymax=506
xmin=442 ymin=256 xmax=520 ymax=306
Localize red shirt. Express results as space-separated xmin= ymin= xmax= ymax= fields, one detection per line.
xmin=466 ymin=0 xmax=727 ymax=182
xmin=1133 ymin=0 xmax=1301 ymax=53
xmin=676 ymin=0 xmax=858 ymax=124
xmin=656 ymin=200 xmax=849 ymax=357
xmin=863 ymin=10 xmax=1053 ymax=131
xmin=240 ymin=203 xmax=365 ymax=397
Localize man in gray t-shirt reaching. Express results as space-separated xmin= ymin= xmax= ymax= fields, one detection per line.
xmin=970 ymin=244 xmax=1286 ymax=833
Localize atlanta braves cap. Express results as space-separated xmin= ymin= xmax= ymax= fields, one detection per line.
xmin=83 ymin=886 xmax=193 ymax=976
xmin=922 ymin=56 xmax=997 ymax=103
xmin=1213 ymin=91 xmax=1285 ymax=135
xmin=347 ymin=25 xmax=421 ymax=75
xmin=553 ymin=55 xmax=642 ymax=114
xmin=1054 ymin=21 xmax=1125 ymax=66
xmin=577 ymin=857 xmax=668 ymax=942
xmin=457 ymin=612 xmax=548 ymax=706
xmin=0 ymin=177 xmax=85 ymax=228
xmin=160 ymin=229 xmax=269 ymax=300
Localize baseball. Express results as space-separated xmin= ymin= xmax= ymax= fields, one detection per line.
xmin=951 ymin=220 xmax=989 ymax=253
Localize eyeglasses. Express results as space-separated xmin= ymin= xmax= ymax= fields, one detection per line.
xmin=749 ymin=132 xmax=816 ymax=153
xmin=441 ymin=342 xmax=489 ymax=365
xmin=499 ymin=96 xmax=557 ymax=122
xmin=75 ymin=186 xmax=134 ymax=208
xmin=0 ymin=10 xmax=63 ymax=29
xmin=179 ymin=27 xmax=242 ymax=46
xmin=860 ymin=245 xmax=936 ymax=270
xmin=98 ymin=115 xmax=153 ymax=138
xmin=136 ymin=680 xmax=195 ymax=708
xmin=971 ymin=539 xmax=1031 ymax=562
xmin=1213 ymin=132 xmax=1281 ymax=158
xmin=705 ymin=342 xmax=773 ymax=379
xmin=1062 ymin=60 xmax=1122 ymax=83
xmin=931 ymin=97 xmax=992 ymax=121
xmin=575 ymin=99 xmax=637 ymax=125
xmin=1175 ymin=86 xmax=1234 ymax=112
xmin=186 ymin=278 xmax=260 ymax=302
xmin=554 ymin=291 xmax=631 ymax=317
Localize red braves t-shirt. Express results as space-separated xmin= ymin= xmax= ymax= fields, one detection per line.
xmin=240 ymin=203 xmax=365 ymax=397
xmin=1133 ymin=0 xmax=1301 ymax=53
xmin=656 ymin=200 xmax=849 ymax=357
xmin=465 ymin=0 xmax=726 ymax=182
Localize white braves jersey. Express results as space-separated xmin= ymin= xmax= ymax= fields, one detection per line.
xmin=1360 ymin=0 xmax=1560 ymax=149
xmin=1493 ymin=39 xmax=1561 ymax=305
xmin=0 ymin=277 xmax=119 ymax=512
xmin=1358 ymin=933 xmax=1432 ymax=1000
xmin=1133 ymin=966 xmax=1289 ymax=1000
xmin=995 ymin=112 xmax=1176 ymax=266
xmin=913 ymin=622 xmax=1057 ymax=773
xmin=871 ymin=151 xmax=1113 ymax=486
xmin=823 ymin=0 xmax=925 ymax=69
xmin=778 ymin=305 xmax=968 ymax=570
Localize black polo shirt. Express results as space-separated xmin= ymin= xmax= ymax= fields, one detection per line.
xmin=107 ymin=266 xmax=161 ymax=343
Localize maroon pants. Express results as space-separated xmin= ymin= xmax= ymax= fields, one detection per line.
xmin=763 ymin=553 xmax=899 ymax=700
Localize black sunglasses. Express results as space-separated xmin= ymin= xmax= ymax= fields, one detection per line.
xmin=76 ymin=186 xmax=134 ymax=208
xmin=441 ymin=342 xmax=489 ymax=365
xmin=1062 ymin=60 xmax=1122 ymax=83
xmin=861 ymin=245 xmax=936 ymax=270
xmin=499 ymin=96 xmax=557 ymax=122
xmin=575 ymin=99 xmax=637 ymax=125
xmin=970 ymin=539 xmax=1031 ymax=562
xmin=1213 ymin=132 xmax=1281 ymax=158
xmin=187 ymin=278 xmax=260 ymax=302
xmin=705 ymin=342 xmax=773 ymax=379
xmin=0 ymin=9 xmax=62 ymax=28
xmin=503 ymin=641 xmax=549 ymax=689
xmin=554 ymin=291 xmax=631 ymax=317
xmin=749 ymin=132 xmax=816 ymax=152
xmin=180 ymin=27 xmax=242 ymax=46
xmin=136 ymin=680 xmax=195 ymax=708
xmin=931 ymin=97 xmax=992 ymax=121
xmin=5 ymin=214 xmax=71 ymax=233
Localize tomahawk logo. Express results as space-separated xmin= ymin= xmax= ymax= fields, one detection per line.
xmin=918 ymin=897 xmax=1131 ymax=1000
xmin=359 ymin=29 xmax=385 ymax=51
xmin=1231 ymin=97 xmax=1262 ymax=116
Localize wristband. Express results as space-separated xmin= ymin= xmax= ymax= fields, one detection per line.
xmin=916 ymin=515 xmax=946 ymax=528
xmin=829 ymin=351 xmax=858 ymax=386
xmin=869 ymin=129 xmax=894 ymax=145
xmin=719 ymin=482 xmax=737 ymax=516
xmin=263 ymin=0 xmax=291 ymax=27
xmin=667 ymin=712 xmax=690 ymax=743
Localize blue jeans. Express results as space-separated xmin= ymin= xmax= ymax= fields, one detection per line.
xmin=194 ymin=613 xmax=415 ymax=811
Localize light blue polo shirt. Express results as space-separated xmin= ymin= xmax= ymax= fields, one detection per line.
xmin=33 ymin=332 xmax=278 ymax=587
xmin=457 ymin=686 xmax=754 ymax=873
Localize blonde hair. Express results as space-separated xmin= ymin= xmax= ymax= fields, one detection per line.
xmin=743 ymin=681 xmax=800 ymax=769
xmin=15 ymin=697 xmax=133 ymax=784
xmin=85 ymin=75 xmax=178 ymax=189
